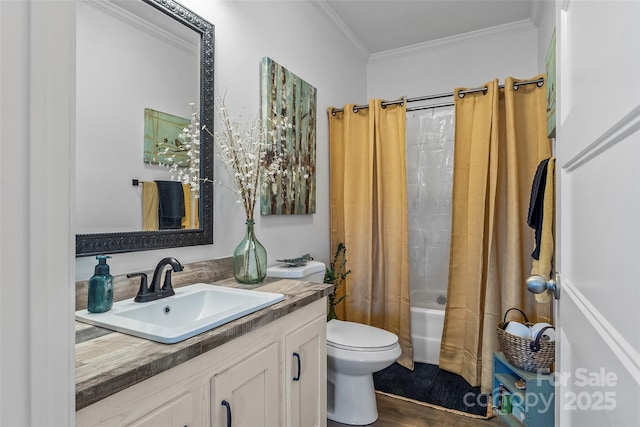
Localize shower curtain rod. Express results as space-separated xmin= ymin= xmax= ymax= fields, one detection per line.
xmin=330 ymin=77 xmax=545 ymax=114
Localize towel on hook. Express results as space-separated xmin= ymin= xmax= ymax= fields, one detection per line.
xmin=528 ymin=157 xmax=555 ymax=303
xmin=155 ymin=180 xmax=185 ymax=229
xmin=527 ymin=158 xmax=550 ymax=260
xmin=142 ymin=181 xmax=159 ymax=231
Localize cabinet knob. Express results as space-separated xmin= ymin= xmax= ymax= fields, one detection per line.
xmin=292 ymin=352 xmax=301 ymax=381
xmin=221 ymin=400 xmax=232 ymax=427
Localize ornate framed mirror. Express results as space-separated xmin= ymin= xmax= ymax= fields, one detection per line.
xmin=75 ymin=0 xmax=214 ymax=256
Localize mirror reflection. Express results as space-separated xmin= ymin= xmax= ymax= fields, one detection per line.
xmin=75 ymin=0 xmax=214 ymax=256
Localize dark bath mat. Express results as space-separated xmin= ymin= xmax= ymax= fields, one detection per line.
xmin=373 ymin=362 xmax=491 ymax=419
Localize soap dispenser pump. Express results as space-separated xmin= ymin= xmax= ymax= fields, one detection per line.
xmin=88 ymin=255 xmax=114 ymax=313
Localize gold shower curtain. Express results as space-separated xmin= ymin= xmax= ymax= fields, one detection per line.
xmin=328 ymin=100 xmax=413 ymax=370
xmin=439 ymin=75 xmax=552 ymax=392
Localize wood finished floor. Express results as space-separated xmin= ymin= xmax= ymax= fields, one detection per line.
xmin=328 ymin=393 xmax=503 ymax=427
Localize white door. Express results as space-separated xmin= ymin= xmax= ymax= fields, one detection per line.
xmin=556 ymin=1 xmax=640 ymax=426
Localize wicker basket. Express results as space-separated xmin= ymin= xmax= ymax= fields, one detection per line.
xmin=496 ymin=308 xmax=555 ymax=372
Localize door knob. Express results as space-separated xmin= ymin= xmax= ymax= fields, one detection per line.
xmin=526 ymin=273 xmax=560 ymax=299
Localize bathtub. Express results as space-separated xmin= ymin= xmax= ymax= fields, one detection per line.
xmin=411 ymin=305 xmax=445 ymax=365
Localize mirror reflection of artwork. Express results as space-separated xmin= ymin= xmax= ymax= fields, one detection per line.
xmin=260 ymin=57 xmax=317 ymax=215
xmin=144 ymin=108 xmax=191 ymax=166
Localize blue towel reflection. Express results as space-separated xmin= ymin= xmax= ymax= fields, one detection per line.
xmin=155 ymin=180 xmax=185 ymax=229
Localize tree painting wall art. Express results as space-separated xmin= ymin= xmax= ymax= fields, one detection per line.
xmin=260 ymin=57 xmax=317 ymax=215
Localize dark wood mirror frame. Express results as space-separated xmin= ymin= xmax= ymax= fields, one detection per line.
xmin=76 ymin=0 xmax=214 ymax=257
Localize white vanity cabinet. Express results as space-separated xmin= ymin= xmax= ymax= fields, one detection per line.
xmin=211 ymin=343 xmax=280 ymax=427
xmin=285 ymin=315 xmax=327 ymax=427
xmin=127 ymin=393 xmax=195 ymax=427
xmin=76 ymin=297 xmax=327 ymax=427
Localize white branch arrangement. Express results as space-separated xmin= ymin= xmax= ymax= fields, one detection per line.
xmin=158 ymin=97 xmax=290 ymax=217
xmin=159 ymin=103 xmax=201 ymax=198
xmin=206 ymin=96 xmax=289 ymax=219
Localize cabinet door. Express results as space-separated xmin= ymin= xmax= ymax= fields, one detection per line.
xmin=127 ymin=393 xmax=193 ymax=427
xmin=211 ymin=343 xmax=280 ymax=427
xmin=285 ymin=315 xmax=327 ymax=427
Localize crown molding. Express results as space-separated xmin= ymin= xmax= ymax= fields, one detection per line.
xmin=80 ymin=0 xmax=198 ymax=55
xmin=369 ymin=19 xmax=537 ymax=62
xmin=310 ymin=0 xmax=370 ymax=60
xmin=529 ymin=0 xmax=542 ymax=27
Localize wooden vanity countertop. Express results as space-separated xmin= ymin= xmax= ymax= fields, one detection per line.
xmin=75 ymin=278 xmax=332 ymax=411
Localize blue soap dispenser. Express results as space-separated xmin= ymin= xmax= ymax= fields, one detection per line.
xmin=88 ymin=255 xmax=114 ymax=313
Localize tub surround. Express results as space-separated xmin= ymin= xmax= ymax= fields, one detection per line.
xmin=75 ymin=265 xmax=332 ymax=410
xmin=411 ymin=306 xmax=445 ymax=365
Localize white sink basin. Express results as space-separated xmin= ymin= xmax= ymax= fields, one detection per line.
xmin=75 ymin=283 xmax=285 ymax=344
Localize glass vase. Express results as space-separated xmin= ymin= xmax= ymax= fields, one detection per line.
xmin=233 ymin=218 xmax=267 ymax=284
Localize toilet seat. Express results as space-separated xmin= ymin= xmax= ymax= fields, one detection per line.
xmin=327 ymin=320 xmax=399 ymax=352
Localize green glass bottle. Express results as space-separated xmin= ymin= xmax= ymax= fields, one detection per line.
xmin=233 ymin=218 xmax=267 ymax=284
xmin=88 ymin=255 xmax=114 ymax=313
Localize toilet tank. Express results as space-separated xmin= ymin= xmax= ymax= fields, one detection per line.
xmin=266 ymin=260 xmax=326 ymax=283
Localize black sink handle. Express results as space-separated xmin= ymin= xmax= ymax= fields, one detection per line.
xmin=127 ymin=273 xmax=148 ymax=302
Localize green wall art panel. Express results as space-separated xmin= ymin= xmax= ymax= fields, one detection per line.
xmin=143 ymin=108 xmax=191 ymax=166
xmin=545 ymin=29 xmax=556 ymax=138
xmin=260 ymin=57 xmax=317 ymax=215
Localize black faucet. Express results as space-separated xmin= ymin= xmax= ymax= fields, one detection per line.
xmin=128 ymin=257 xmax=183 ymax=303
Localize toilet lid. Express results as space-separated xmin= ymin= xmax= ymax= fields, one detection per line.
xmin=327 ymin=319 xmax=399 ymax=351
xmin=266 ymin=260 xmax=325 ymax=279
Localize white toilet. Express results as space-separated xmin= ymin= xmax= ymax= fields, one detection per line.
xmin=267 ymin=259 xmax=402 ymax=425
xmin=326 ymin=319 xmax=401 ymax=424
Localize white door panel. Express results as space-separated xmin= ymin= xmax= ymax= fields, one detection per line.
xmin=559 ymin=287 xmax=640 ymax=426
xmin=557 ymin=0 xmax=640 ymax=426
xmin=562 ymin=137 xmax=640 ymax=348
xmin=560 ymin=1 xmax=640 ymax=131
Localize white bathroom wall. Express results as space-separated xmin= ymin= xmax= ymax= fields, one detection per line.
xmin=536 ymin=0 xmax=557 ymax=75
xmin=366 ymin=21 xmax=539 ymax=101
xmin=75 ymin=0 xmax=368 ymax=280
